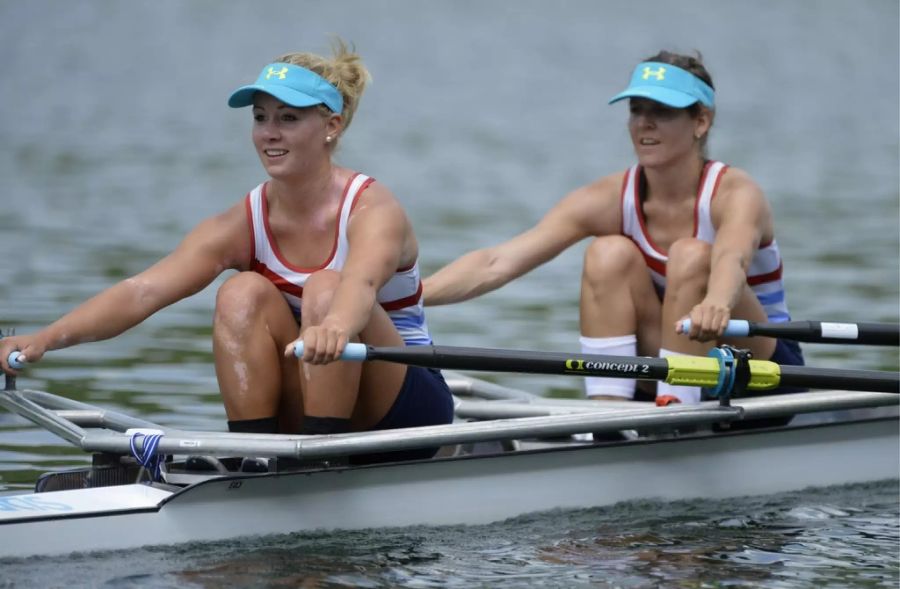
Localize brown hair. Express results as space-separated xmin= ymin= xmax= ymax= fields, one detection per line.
xmin=274 ymin=37 xmax=371 ymax=140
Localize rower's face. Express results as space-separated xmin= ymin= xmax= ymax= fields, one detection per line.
xmin=627 ymin=98 xmax=701 ymax=166
xmin=251 ymin=93 xmax=331 ymax=178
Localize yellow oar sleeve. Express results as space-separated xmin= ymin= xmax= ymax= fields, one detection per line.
xmin=665 ymin=356 xmax=782 ymax=391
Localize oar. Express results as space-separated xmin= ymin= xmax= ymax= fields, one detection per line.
xmin=292 ymin=343 xmax=900 ymax=394
xmin=679 ymin=319 xmax=899 ymax=346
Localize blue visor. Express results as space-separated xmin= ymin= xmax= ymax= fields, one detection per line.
xmin=228 ymin=63 xmax=343 ymax=113
xmin=608 ymin=62 xmax=714 ymax=108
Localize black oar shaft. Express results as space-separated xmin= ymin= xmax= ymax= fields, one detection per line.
xmin=778 ymin=365 xmax=900 ymax=393
xmin=362 ymin=344 xmax=900 ymax=395
xmin=749 ymin=321 xmax=900 ymax=346
xmin=366 ymin=345 xmax=671 ymax=381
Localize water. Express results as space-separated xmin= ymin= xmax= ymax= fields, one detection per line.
xmin=0 ymin=482 xmax=897 ymax=588
xmin=0 ymin=0 xmax=897 ymax=586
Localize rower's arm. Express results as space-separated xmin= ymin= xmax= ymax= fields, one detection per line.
xmin=424 ymin=179 xmax=621 ymax=305
xmin=293 ymin=184 xmax=410 ymax=364
xmin=701 ymin=171 xmax=773 ymax=328
xmin=323 ymin=191 xmax=408 ymax=337
xmin=21 ymin=205 xmax=249 ymax=356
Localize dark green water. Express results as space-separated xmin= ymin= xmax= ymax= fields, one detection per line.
xmin=0 ymin=1 xmax=897 ymax=586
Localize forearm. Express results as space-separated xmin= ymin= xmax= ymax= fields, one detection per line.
xmin=704 ymin=252 xmax=748 ymax=311
xmin=322 ymin=276 xmax=379 ymax=337
xmin=38 ymin=278 xmax=164 ymax=351
xmin=424 ymin=249 xmax=509 ymax=306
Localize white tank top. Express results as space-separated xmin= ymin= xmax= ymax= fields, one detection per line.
xmin=245 ymin=173 xmax=432 ymax=345
xmin=620 ymin=161 xmax=791 ymax=323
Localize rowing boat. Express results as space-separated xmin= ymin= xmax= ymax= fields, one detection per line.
xmin=1 ymin=355 xmax=897 ymax=559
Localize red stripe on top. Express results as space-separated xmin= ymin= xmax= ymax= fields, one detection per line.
xmin=747 ymin=262 xmax=783 ymax=286
xmin=618 ymin=170 xmax=630 ymax=233
xmin=349 ymin=176 xmax=375 ymax=214
xmin=691 ymin=161 xmax=713 ymax=237
xmin=706 ymin=165 xmax=773 ymax=249
xmin=244 ymin=193 xmax=256 ymax=266
xmin=707 ymin=163 xmax=728 ymax=202
xmin=396 ymin=260 xmax=416 ymax=272
xmin=260 ymin=174 xmax=358 ymax=273
xmin=346 ymin=177 xmax=414 ymax=274
xmin=252 ymin=260 xmax=305 ymax=298
xmin=380 ymin=280 xmax=423 ymax=311
xmin=633 ymin=163 xmax=709 ymax=257
xmin=637 ymin=248 xmax=667 ymax=276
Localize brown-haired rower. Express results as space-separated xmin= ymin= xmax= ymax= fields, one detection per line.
xmin=424 ymin=50 xmax=803 ymax=406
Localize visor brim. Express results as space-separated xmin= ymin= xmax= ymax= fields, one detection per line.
xmin=228 ymin=84 xmax=325 ymax=109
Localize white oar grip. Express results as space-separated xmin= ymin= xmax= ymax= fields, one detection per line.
xmin=292 ymin=342 xmax=368 ymax=361
xmin=680 ymin=319 xmax=750 ymax=337
xmin=7 ymin=351 xmax=25 ymax=370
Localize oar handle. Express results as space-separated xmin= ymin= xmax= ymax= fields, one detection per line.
xmin=7 ymin=351 xmax=25 ymax=370
xmin=679 ymin=319 xmax=900 ymax=345
xmin=680 ymin=319 xmax=751 ymax=337
xmin=292 ymin=342 xmax=369 ymax=361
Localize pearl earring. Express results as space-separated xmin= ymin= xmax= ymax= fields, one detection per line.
xmin=325 ymin=136 xmax=333 ymax=143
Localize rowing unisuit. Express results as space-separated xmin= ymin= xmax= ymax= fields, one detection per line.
xmin=245 ymin=172 xmax=432 ymax=345
xmin=620 ymin=160 xmax=791 ymax=323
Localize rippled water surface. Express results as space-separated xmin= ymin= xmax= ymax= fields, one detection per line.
xmin=0 ymin=0 xmax=898 ymax=587
xmin=1 ymin=482 xmax=897 ymax=588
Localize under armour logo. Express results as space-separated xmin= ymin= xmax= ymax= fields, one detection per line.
xmin=266 ymin=66 xmax=288 ymax=80
xmin=641 ymin=66 xmax=666 ymax=81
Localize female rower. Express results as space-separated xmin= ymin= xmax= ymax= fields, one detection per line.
xmin=423 ymin=50 xmax=804 ymax=405
xmin=0 ymin=40 xmax=454 ymax=449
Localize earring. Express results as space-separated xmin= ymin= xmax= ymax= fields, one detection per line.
xmin=694 ymin=133 xmax=701 ymax=140
xmin=325 ymin=136 xmax=333 ymax=143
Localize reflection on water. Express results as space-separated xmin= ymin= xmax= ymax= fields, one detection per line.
xmin=0 ymin=0 xmax=897 ymax=586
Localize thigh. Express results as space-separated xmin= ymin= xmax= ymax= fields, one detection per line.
xmin=214 ymin=272 xmax=303 ymax=427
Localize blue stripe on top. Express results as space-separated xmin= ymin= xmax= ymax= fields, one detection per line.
xmin=756 ymin=290 xmax=786 ymax=306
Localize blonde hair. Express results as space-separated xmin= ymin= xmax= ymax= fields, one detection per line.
xmin=273 ymin=38 xmax=371 ymax=134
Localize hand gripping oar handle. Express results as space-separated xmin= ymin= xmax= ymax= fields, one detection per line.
xmin=293 ymin=342 xmax=369 ymax=361
xmin=6 ymin=352 xmax=25 ymax=370
xmin=680 ymin=319 xmax=900 ymax=346
xmin=294 ymin=343 xmax=899 ymax=394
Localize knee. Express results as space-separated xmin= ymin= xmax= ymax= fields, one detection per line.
xmin=214 ymin=272 xmax=277 ymax=330
xmin=301 ymin=270 xmax=341 ymax=325
xmin=582 ymin=236 xmax=643 ymax=285
xmin=666 ymin=238 xmax=711 ymax=286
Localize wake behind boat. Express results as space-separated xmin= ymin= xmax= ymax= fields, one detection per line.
xmin=1 ymin=341 xmax=898 ymax=559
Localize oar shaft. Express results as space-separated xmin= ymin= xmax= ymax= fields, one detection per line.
xmin=293 ymin=343 xmax=899 ymax=394
xmin=296 ymin=342 xmax=677 ymax=382
xmin=682 ymin=319 xmax=899 ymax=346
xmin=365 ymin=345 xmax=673 ymax=381
xmin=778 ymin=365 xmax=900 ymax=394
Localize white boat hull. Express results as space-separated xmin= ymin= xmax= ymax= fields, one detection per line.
xmin=2 ymin=416 xmax=897 ymax=559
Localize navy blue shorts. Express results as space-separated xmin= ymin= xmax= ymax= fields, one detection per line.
xmin=350 ymin=366 xmax=454 ymax=465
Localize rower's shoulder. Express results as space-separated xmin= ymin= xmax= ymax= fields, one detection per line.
xmin=719 ymin=165 xmax=764 ymax=194
xmin=565 ymin=171 xmax=626 ymax=206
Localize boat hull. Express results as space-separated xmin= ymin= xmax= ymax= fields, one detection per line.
xmin=2 ymin=416 xmax=897 ymax=559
